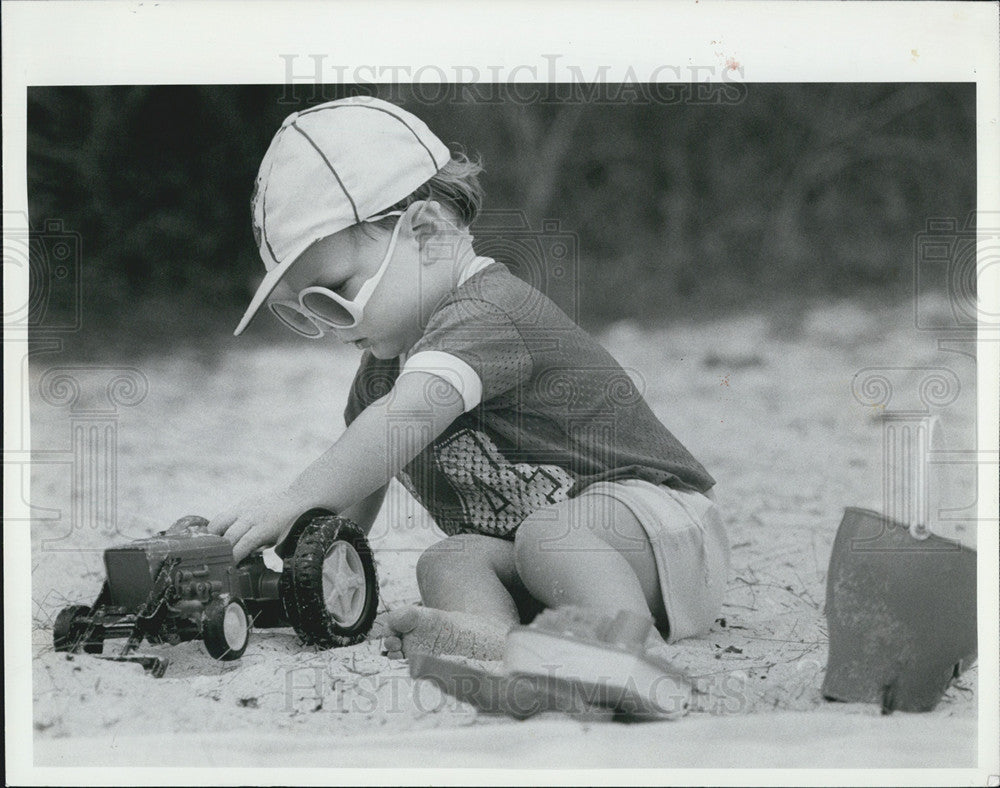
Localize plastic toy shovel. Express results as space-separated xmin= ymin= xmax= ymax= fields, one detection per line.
xmin=410 ymin=608 xmax=692 ymax=721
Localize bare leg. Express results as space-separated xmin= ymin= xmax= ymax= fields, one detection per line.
xmin=512 ymin=495 xmax=668 ymax=636
xmin=381 ymin=498 xmax=669 ymax=659
xmin=380 ymin=533 xmax=540 ymax=660
xmin=416 ymin=533 xmax=526 ymax=625
xmin=506 ymin=497 xmax=690 ymax=716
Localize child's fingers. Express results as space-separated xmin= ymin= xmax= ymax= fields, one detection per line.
xmin=217 ymin=517 xmax=253 ymax=550
xmin=206 ymin=506 xmax=238 ymax=535
xmin=375 ymin=613 xmax=406 ymax=659
xmin=232 ymin=526 xmax=261 ymax=564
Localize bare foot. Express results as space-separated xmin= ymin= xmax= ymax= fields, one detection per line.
xmin=378 ymin=606 xmax=508 ymax=661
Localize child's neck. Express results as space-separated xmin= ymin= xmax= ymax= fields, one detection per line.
xmin=397 ymin=253 xmax=495 ymax=365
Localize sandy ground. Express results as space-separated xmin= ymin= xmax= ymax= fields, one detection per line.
xmin=23 ymin=293 xmax=985 ymax=773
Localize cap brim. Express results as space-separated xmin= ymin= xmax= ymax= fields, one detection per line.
xmin=233 ymin=254 xmax=301 ymax=336
xmin=234 ymin=210 xmax=405 ymax=336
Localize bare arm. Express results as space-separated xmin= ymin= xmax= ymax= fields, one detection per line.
xmin=209 ymin=371 xmax=463 ymax=561
xmin=338 ymin=484 xmax=387 ymax=536
xmin=285 ymin=371 xmax=462 ymax=512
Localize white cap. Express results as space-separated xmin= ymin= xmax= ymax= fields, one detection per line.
xmin=235 ymin=97 xmax=451 ymax=336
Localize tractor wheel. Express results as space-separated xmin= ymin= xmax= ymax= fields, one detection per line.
xmin=284 ymin=516 xmax=378 ymax=648
xmin=203 ymin=598 xmax=250 ymax=660
xmin=53 ymin=605 xmax=104 ymax=654
xmin=278 ymin=560 xmax=301 ymax=630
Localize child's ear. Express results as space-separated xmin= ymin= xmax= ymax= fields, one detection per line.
xmin=409 ymin=201 xmax=467 ymax=268
xmin=410 ymin=200 xmax=448 ymax=244
xmin=410 ymin=200 xmax=442 ymax=228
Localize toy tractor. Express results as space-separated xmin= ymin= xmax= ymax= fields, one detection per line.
xmin=52 ymin=510 xmax=378 ymax=676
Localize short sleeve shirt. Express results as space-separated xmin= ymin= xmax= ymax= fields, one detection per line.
xmin=344 ymin=260 xmax=715 ymax=539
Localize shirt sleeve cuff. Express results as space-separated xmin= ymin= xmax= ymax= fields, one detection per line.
xmin=398 ymin=350 xmax=483 ymax=412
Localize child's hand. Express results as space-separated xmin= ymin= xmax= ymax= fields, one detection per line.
xmin=207 ymin=488 xmax=305 ymax=563
xmin=205 ymin=371 xmax=464 ymax=563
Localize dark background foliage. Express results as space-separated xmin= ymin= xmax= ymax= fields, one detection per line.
xmin=26 ymin=83 xmax=975 ymax=353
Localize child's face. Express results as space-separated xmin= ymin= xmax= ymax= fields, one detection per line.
xmin=276 ymin=203 xmax=464 ymax=358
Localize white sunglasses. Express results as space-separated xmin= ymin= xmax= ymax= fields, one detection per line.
xmin=268 ymin=211 xmax=405 ymax=338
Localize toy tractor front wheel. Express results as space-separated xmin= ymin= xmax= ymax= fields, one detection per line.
xmin=53 ymin=605 xmax=104 ymax=654
xmin=281 ymin=516 xmax=378 ymax=648
xmin=203 ymin=598 xmax=251 ymax=660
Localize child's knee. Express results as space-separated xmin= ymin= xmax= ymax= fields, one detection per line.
xmin=416 ymin=539 xmax=455 ymax=595
xmin=415 ymin=534 xmax=491 ymax=594
xmin=512 ymin=515 xmax=552 ymax=580
xmin=513 ymin=503 xmax=597 ymax=575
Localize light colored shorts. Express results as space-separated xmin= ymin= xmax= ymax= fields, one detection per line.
xmin=573 ymin=480 xmax=730 ymax=642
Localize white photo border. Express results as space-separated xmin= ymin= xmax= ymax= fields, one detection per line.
xmin=3 ymin=1 xmax=998 ymax=785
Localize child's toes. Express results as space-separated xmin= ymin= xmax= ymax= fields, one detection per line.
xmin=382 ymin=635 xmax=403 ymax=653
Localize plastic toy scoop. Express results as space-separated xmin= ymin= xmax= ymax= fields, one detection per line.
xmin=410 ymin=607 xmax=692 ymax=721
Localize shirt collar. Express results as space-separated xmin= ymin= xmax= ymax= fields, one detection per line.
xmin=398 ymin=257 xmax=496 ymax=365
xmin=457 ymin=255 xmax=495 ymax=286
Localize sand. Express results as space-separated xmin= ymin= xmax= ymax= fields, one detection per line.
xmin=19 ymin=292 xmax=987 ymax=776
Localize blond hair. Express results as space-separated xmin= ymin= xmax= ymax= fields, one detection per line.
xmin=380 ymin=148 xmax=484 ymax=228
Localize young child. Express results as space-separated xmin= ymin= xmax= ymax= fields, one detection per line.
xmin=208 ymin=96 xmax=730 ymax=662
